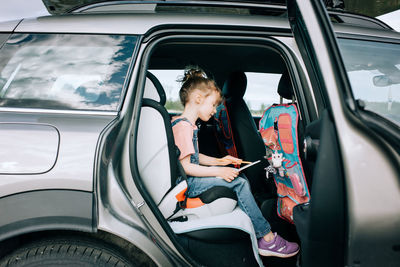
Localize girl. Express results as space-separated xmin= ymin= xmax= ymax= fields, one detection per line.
xmin=171 ymin=67 xmax=299 ymax=258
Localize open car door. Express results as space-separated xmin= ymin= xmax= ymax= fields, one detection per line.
xmin=286 ymin=0 xmax=400 ymax=267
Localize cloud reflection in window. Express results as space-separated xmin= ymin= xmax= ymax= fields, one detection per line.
xmin=0 ymin=34 xmax=137 ymax=111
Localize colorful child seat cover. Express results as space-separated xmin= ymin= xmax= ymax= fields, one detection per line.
xmin=259 ymin=104 xmax=310 ymax=223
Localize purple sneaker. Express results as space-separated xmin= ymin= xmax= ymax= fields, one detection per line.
xmin=258 ymin=233 xmax=299 ymax=258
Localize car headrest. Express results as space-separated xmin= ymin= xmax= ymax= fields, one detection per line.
xmin=277 ymin=70 xmax=294 ymax=100
xmin=222 ymin=71 xmax=247 ymax=99
xmin=144 ymin=71 xmax=166 ymax=106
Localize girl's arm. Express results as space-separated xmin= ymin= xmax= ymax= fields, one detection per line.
xmin=180 ymin=155 xmax=239 ymax=182
xmin=199 ymin=153 xmax=242 ymax=166
xmin=198 ymin=153 xmax=220 ymax=166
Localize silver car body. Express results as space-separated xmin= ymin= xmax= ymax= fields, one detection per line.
xmin=0 ymin=1 xmax=399 ymax=266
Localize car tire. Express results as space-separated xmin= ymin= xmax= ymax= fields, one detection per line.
xmin=0 ymin=237 xmax=133 ymax=267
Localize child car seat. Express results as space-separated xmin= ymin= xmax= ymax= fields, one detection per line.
xmin=137 ymin=71 xmax=238 ymax=221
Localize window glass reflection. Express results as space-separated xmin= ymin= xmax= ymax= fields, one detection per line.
xmin=338 ymin=38 xmax=400 ymax=126
xmin=0 ymin=34 xmax=137 ymax=111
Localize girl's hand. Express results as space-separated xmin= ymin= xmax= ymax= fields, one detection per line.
xmin=216 ymin=167 xmax=239 ymax=182
xmin=217 ymin=155 xmax=242 ymax=166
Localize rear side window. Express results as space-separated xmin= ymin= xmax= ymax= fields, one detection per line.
xmin=244 ymin=72 xmax=284 ymax=116
xmin=338 ymin=38 xmax=400 ymax=126
xmin=0 ymin=34 xmax=137 ymax=111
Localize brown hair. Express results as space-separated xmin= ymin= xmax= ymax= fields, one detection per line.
xmin=177 ymin=67 xmax=222 ymax=106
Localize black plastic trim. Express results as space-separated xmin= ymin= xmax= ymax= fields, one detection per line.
xmin=198 ymin=186 xmax=237 ymax=203
xmin=336 ymin=32 xmax=400 ymax=44
xmin=0 ymin=189 xmax=94 ymax=242
xmin=329 ymin=11 xmax=392 ymax=30
xmin=143 ymin=25 xmax=292 ymax=43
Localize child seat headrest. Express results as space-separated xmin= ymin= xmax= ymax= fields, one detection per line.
xmin=144 ymin=71 xmax=166 ymax=105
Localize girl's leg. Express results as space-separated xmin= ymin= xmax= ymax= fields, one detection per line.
xmin=186 ymin=176 xmax=271 ymax=238
xmin=187 ymin=176 xmax=300 ymax=258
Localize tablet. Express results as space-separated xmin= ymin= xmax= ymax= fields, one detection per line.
xmin=238 ymin=160 xmax=261 ymax=172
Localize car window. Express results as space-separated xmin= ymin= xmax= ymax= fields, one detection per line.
xmin=338 ymin=38 xmax=400 ymax=126
xmin=0 ymin=34 xmax=137 ymax=111
xmin=0 ymin=33 xmax=9 ymax=48
xmin=244 ymin=72 xmax=284 ymax=116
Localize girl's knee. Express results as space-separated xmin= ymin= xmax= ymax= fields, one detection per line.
xmin=235 ymin=177 xmax=249 ymax=187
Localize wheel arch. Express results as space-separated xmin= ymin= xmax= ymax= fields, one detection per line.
xmin=0 ymin=189 xmax=95 ymax=242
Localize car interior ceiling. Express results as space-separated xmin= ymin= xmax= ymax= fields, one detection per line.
xmin=148 ymin=42 xmax=286 ymax=86
xmin=146 ymin=41 xmax=305 ymax=266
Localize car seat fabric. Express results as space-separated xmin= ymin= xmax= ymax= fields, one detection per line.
xmin=221 ymin=71 xmax=274 ymax=196
xmin=137 ymin=71 xmax=264 ymax=266
xmin=137 ymin=74 xmax=174 ymax=204
xmin=277 ymin=70 xmax=294 ymax=102
xmin=169 ymin=207 xmax=264 ymax=267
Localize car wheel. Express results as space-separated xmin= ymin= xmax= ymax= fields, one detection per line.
xmin=0 ymin=237 xmax=133 ymax=267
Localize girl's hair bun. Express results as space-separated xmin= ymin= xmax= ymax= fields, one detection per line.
xmin=178 ymin=66 xmax=207 ymax=83
xmin=177 ymin=65 xmax=220 ymax=106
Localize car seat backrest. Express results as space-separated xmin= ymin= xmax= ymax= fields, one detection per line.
xmin=277 ymin=70 xmax=305 ymax=149
xmin=222 ymin=71 xmax=273 ymax=195
xmin=259 ymin=104 xmax=310 ymax=223
xmin=258 ymin=69 xmax=310 ymax=222
xmin=222 ymin=71 xmax=247 ymax=99
xmin=136 ymin=71 xmax=177 ymax=204
xmin=277 ymin=70 xmax=294 ymax=102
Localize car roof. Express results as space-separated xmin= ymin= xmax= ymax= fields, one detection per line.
xmin=3 ymin=11 xmax=398 ymax=41
xmin=1 ymin=1 xmax=399 ymax=41
xmin=7 ymin=13 xmax=291 ymax=35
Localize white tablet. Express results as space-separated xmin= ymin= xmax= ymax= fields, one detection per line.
xmin=238 ymin=160 xmax=261 ymax=172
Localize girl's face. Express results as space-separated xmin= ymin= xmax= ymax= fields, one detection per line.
xmin=197 ymin=90 xmax=220 ymax=121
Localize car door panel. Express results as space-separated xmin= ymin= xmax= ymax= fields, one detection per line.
xmin=286 ymin=1 xmax=348 ymax=265
xmin=287 ymin=0 xmax=400 ymax=266
xmin=293 ymin=109 xmax=345 ymax=267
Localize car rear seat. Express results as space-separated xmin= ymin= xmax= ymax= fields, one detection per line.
xmin=221 ymin=71 xmax=275 ymax=198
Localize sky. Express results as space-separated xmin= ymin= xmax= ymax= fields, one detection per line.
xmin=0 ymin=0 xmax=49 ymax=22
xmin=377 ymin=9 xmax=400 ymax=31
